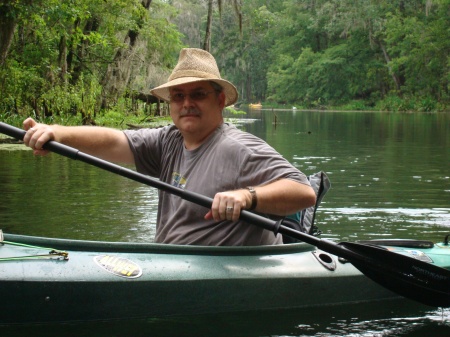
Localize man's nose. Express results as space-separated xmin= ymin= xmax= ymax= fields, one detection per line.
xmin=182 ymin=94 xmax=195 ymax=106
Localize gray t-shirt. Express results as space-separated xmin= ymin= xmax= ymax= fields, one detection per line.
xmin=124 ymin=123 xmax=309 ymax=246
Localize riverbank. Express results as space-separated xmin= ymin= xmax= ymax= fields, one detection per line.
xmin=1 ymin=106 xmax=447 ymax=134
xmin=0 ymin=113 xmax=174 ymax=130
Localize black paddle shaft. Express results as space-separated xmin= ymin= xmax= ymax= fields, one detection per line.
xmin=1 ymin=122 xmax=450 ymax=307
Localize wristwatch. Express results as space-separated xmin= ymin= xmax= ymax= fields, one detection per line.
xmin=246 ymin=186 xmax=257 ymax=210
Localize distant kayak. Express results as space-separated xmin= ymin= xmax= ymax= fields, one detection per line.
xmin=249 ymin=103 xmax=262 ymax=109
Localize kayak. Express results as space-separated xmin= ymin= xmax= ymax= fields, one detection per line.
xmin=1 ymin=232 xmax=449 ymax=325
xmin=248 ymin=103 xmax=262 ymax=109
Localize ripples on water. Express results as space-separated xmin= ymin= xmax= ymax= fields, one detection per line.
xmin=317 ymin=207 xmax=450 ymax=243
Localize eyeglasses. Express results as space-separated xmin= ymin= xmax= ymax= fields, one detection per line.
xmin=169 ymin=91 xmax=216 ymax=103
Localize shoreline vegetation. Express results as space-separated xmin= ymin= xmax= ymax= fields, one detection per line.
xmin=1 ymin=1 xmax=449 ymax=129
xmin=1 ymin=103 xmax=447 ymax=134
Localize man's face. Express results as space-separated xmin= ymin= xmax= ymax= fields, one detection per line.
xmin=169 ymin=81 xmax=225 ymax=139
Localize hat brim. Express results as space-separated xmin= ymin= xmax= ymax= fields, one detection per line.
xmin=151 ymin=77 xmax=238 ymax=107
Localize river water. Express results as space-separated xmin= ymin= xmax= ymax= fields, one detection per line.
xmin=0 ymin=110 xmax=449 ymax=336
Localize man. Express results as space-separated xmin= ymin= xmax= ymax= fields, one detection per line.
xmin=23 ymin=48 xmax=316 ymax=246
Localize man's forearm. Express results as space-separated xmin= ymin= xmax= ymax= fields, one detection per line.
xmin=23 ymin=118 xmax=134 ymax=164
xmin=52 ymin=125 xmax=134 ymax=164
xmin=251 ymin=179 xmax=316 ymax=215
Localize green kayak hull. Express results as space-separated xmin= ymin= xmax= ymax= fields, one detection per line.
xmin=1 ymin=233 xmax=449 ymax=324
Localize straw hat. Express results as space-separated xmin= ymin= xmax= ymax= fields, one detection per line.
xmin=150 ymin=48 xmax=238 ymax=107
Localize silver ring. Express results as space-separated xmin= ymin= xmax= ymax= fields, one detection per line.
xmin=226 ymin=206 xmax=234 ymax=212
xmin=29 ymin=127 xmax=36 ymax=132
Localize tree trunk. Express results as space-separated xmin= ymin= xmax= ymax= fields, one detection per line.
xmin=378 ymin=41 xmax=401 ymax=92
xmin=246 ymin=73 xmax=252 ymax=102
xmin=203 ymin=0 xmax=213 ymax=52
xmin=0 ymin=3 xmax=17 ymax=66
xmin=69 ymin=16 xmax=101 ymax=85
xmin=58 ymin=35 xmax=68 ymax=83
xmin=99 ymin=0 xmax=152 ymax=111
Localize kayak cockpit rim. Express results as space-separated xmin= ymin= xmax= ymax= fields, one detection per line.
xmin=2 ymin=233 xmax=317 ymax=256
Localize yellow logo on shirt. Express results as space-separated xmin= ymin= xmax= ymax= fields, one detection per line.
xmin=172 ymin=172 xmax=187 ymax=189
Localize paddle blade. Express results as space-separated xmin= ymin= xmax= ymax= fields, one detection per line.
xmin=340 ymin=242 xmax=450 ymax=307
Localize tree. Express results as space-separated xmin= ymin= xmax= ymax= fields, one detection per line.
xmin=0 ymin=0 xmax=19 ymax=66
xmin=213 ymin=1 xmax=277 ymax=102
xmin=203 ymin=0 xmax=242 ymax=52
xmin=99 ymin=0 xmax=153 ymax=111
xmin=0 ymin=0 xmax=184 ymax=119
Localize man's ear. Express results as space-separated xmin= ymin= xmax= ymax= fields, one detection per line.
xmin=218 ymin=91 xmax=226 ymax=109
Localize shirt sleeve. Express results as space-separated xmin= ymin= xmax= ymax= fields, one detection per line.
xmin=123 ymin=127 xmax=164 ymax=177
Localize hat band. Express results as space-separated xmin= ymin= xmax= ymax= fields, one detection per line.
xmin=169 ymin=70 xmax=220 ymax=82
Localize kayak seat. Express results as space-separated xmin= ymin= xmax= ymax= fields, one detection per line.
xmin=282 ymin=171 xmax=331 ymax=244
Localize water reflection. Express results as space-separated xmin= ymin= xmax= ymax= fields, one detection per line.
xmin=240 ymin=109 xmax=450 ymax=244
xmin=1 ymin=110 xmax=449 ymax=244
xmin=0 ymin=149 xmax=159 ymax=241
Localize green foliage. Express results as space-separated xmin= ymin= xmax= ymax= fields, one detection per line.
xmin=211 ymin=0 xmax=450 ymax=110
xmin=337 ymin=100 xmax=372 ymax=111
xmin=376 ymin=95 xmax=438 ymax=112
xmin=376 ymin=95 xmax=409 ymax=112
xmin=0 ymin=0 xmax=184 ymax=121
xmin=225 ymin=106 xmax=246 ymax=115
xmin=1 ymin=0 xmax=449 ymax=119
xmin=267 ymin=39 xmax=381 ymax=107
xmin=384 ymin=10 xmax=450 ymax=101
xmin=40 ymin=74 xmax=101 ymax=117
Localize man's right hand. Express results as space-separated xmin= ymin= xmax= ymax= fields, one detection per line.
xmin=23 ymin=117 xmax=55 ymax=156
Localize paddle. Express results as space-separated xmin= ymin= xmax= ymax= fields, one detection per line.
xmin=1 ymin=121 xmax=449 ymax=307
